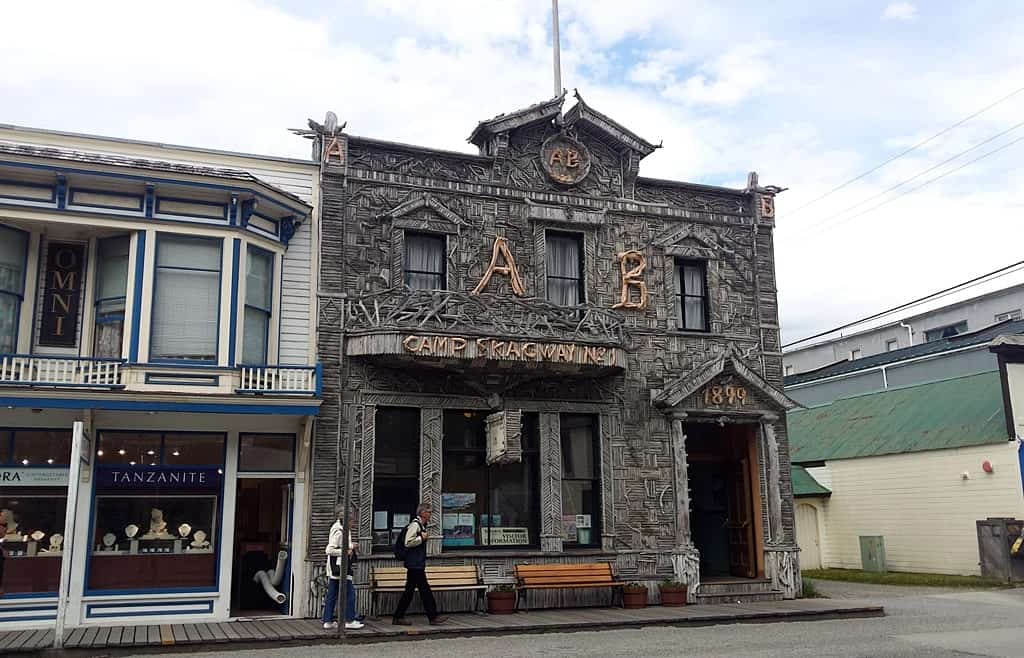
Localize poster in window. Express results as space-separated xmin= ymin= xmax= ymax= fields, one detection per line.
xmin=393 ymin=513 xmax=410 ymax=529
xmin=442 ymin=513 xmax=474 ymax=547
xmin=373 ymin=511 xmax=388 ymax=530
xmin=562 ymin=514 xmax=578 ymax=542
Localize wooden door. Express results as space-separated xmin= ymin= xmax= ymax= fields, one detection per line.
xmin=726 ymin=459 xmax=756 ymax=578
xmin=796 ymin=503 xmax=821 ymax=570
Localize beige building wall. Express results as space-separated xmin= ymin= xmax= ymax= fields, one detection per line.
xmin=800 ymin=442 xmax=1023 ymax=575
xmin=1006 ymin=362 xmax=1024 ymax=438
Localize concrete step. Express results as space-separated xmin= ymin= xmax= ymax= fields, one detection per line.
xmin=696 ymin=579 xmax=783 ymax=604
xmin=696 ymin=590 xmax=784 ymax=605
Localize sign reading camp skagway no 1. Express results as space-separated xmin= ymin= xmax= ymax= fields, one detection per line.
xmin=401 ymin=334 xmax=619 ymax=367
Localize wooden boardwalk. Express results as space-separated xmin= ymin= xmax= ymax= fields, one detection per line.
xmin=0 ymin=600 xmax=883 ymax=654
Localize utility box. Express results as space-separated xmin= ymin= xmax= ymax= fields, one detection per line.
xmin=859 ymin=535 xmax=887 ymax=573
xmin=977 ymin=517 xmax=1024 ymax=583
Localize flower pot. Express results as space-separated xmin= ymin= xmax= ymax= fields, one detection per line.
xmin=622 ymin=588 xmax=648 ymax=609
xmin=487 ymin=590 xmax=516 ymax=615
xmin=659 ymin=586 xmax=688 ymax=606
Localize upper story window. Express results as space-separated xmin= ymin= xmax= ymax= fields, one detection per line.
xmin=0 ymin=225 xmax=28 ymax=354
xmin=996 ymin=309 xmax=1022 ymax=322
xmin=924 ymin=321 xmax=967 ymax=343
xmin=243 ymin=246 xmax=273 ymax=364
xmin=150 ymin=235 xmax=222 ymax=362
xmin=93 ymin=236 xmax=130 ymax=358
xmin=545 ymin=231 xmax=583 ymax=306
xmin=675 ymin=259 xmax=709 ymax=332
xmin=886 ymin=339 xmax=899 ymax=352
xmin=403 ymin=232 xmax=445 ymax=291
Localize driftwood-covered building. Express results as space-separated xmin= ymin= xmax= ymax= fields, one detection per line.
xmin=304 ymin=93 xmax=800 ymax=610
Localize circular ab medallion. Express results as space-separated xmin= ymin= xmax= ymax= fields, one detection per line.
xmin=540 ymin=134 xmax=591 ymax=185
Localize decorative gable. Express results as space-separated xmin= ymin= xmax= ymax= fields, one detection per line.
xmin=381 ymin=192 xmax=466 ymax=234
xmin=652 ymin=346 xmax=798 ymax=414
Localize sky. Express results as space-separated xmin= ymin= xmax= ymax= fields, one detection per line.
xmin=2 ymin=0 xmax=1023 ymax=344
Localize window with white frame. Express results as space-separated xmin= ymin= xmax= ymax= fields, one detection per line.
xmin=886 ymin=339 xmax=899 ymax=352
xmin=995 ymin=309 xmax=1022 ymax=322
xmin=924 ymin=321 xmax=967 ymax=342
xmin=0 ymin=225 xmax=28 ymax=354
xmin=93 ymin=236 xmax=130 ymax=358
xmin=785 ymin=365 xmax=794 ymax=376
xmin=150 ymin=235 xmax=222 ymax=362
xmin=850 ymin=349 xmax=862 ymax=360
xmin=242 ymin=246 xmax=273 ymax=364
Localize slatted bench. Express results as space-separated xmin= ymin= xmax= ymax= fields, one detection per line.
xmin=370 ymin=565 xmax=487 ymax=617
xmin=514 ymin=562 xmax=623 ymax=611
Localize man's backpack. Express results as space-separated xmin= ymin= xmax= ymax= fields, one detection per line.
xmin=393 ymin=521 xmax=416 ymax=560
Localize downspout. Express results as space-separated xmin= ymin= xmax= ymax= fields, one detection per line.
xmin=899 ymin=321 xmax=913 ymax=346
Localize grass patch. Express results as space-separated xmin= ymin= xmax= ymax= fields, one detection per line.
xmin=803 ymin=568 xmax=1010 ymax=589
xmin=799 ymin=579 xmax=827 ymax=599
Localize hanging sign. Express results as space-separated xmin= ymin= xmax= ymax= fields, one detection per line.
xmin=540 ymin=134 xmax=592 ymax=185
xmin=38 ymin=242 xmax=85 ymax=347
xmin=0 ymin=468 xmax=69 ymax=487
xmin=486 ymin=409 xmax=523 ymax=465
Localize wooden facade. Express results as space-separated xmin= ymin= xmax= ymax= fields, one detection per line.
xmin=305 ymin=93 xmax=801 ymax=609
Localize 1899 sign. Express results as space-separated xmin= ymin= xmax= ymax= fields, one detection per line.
xmin=703 ymin=385 xmax=748 ymax=406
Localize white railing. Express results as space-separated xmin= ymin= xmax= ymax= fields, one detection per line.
xmin=238 ymin=365 xmax=319 ymax=395
xmin=0 ymin=354 xmax=124 ymax=388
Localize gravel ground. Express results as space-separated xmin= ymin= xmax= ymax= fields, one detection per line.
xmin=123 ymin=581 xmax=1024 ymax=658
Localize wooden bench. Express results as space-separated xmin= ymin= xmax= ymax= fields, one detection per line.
xmin=370 ymin=565 xmax=486 ymax=617
xmin=514 ymin=563 xmax=623 ymax=611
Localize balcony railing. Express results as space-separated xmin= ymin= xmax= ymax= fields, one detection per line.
xmin=237 ymin=364 xmax=321 ymax=396
xmin=0 ymin=354 xmax=125 ymax=388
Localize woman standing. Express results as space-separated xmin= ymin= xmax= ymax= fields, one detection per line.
xmin=322 ymin=506 xmax=362 ymax=630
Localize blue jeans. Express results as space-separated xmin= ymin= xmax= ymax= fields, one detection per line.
xmin=322 ymin=577 xmax=357 ymax=623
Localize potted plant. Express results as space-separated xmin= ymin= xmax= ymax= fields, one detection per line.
xmin=487 ymin=584 xmax=517 ymax=615
xmin=622 ymin=582 xmax=648 ymax=609
xmin=659 ymin=579 xmax=688 ymax=606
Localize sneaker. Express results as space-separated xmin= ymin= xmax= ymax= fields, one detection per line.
xmin=345 ymin=620 xmax=365 ymax=630
xmin=428 ymin=616 xmax=448 ymax=625
xmin=323 ymin=621 xmax=338 ymax=630
xmin=392 ymin=617 xmax=412 ymax=626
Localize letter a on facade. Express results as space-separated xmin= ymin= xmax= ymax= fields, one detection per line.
xmin=472 ymin=236 xmax=526 ymax=296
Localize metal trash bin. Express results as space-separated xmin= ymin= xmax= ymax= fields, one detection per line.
xmin=976 ymin=517 xmax=1024 ymax=582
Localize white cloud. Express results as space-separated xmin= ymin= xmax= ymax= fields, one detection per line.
xmin=883 ymin=2 xmax=917 ymax=20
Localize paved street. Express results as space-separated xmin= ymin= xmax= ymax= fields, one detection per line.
xmin=124 ymin=580 xmax=1024 ymax=657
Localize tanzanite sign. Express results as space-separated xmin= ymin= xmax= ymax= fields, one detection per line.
xmin=96 ymin=467 xmax=222 ymax=490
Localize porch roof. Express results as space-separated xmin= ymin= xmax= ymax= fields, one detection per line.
xmin=791 ymin=465 xmax=830 ymax=497
xmin=788 ymin=371 xmax=1008 ymax=463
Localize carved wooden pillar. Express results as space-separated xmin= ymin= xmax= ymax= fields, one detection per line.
xmin=420 ymin=407 xmax=444 ymax=556
xmin=357 ymin=404 xmax=376 ymax=556
xmin=670 ymin=417 xmax=691 ymax=546
xmin=761 ymin=414 xmax=783 ymax=545
xmin=539 ymin=412 xmax=564 ymax=553
xmin=599 ymin=413 xmax=616 ymax=552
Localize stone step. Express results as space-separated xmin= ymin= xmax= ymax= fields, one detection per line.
xmin=696 ymin=590 xmax=785 ymax=605
xmin=698 ymin=579 xmax=777 ymax=596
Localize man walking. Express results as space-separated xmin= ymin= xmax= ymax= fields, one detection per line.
xmin=392 ymin=502 xmax=446 ymax=626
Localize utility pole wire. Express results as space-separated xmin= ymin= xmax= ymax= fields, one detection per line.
xmin=783 ymin=259 xmax=1024 ymax=349
xmin=798 ymin=132 xmax=1024 ymax=240
xmin=785 ymin=85 xmax=1024 ymax=217
xmin=794 ymin=118 xmax=1024 ymax=234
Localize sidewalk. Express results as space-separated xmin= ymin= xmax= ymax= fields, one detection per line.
xmin=1 ymin=599 xmax=884 ymax=655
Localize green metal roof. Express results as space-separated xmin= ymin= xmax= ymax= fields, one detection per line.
xmin=788 ymin=371 xmax=1009 ymax=463
xmin=791 ymin=465 xmax=830 ymax=497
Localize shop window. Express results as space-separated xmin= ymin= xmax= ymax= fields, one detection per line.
xmin=403 ymin=232 xmax=446 ymax=291
xmin=675 ymin=259 xmax=709 ymax=332
xmin=561 ymin=414 xmax=600 ymax=547
xmin=545 ymin=231 xmax=583 ymax=306
xmin=440 ymin=410 xmax=539 ymax=549
xmin=0 ymin=428 xmax=72 ymax=595
xmin=242 ymin=246 xmax=273 ymax=364
xmin=12 ymin=429 xmax=71 ymax=466
xmin=372 ymin=408 xmax=420 ymax=551
xmin=88 ymin=431 xmax=225 ymax=593
xmin=150 ymin=234 xmax=222 ymax=362
xmin=238 ymin=434 xmax=296 ymax=472
xmin=93 ymin=235 xmax=130 ymax=358
xmin=0 ymin=225 xmax=28 ymax=354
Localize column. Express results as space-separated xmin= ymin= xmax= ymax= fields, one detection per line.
xmin=670 ymin=417 xmax=691 ymax=546
xmin=761 ymin=414 xmax=783 ymax=545
xmin=539 ymin=412 xmax=563 ymax=553
xmin=356 ymin=404 xmax=376 ymax=555
xmin=420 ymin=408 xmax=443 ymax=556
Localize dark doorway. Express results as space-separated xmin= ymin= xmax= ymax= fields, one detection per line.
xmin=231 ymin=478 xmax=292 ymax=616
xmin=686 ymin=423 xmax=760 ymax=579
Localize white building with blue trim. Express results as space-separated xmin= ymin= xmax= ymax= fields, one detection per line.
xmin=0 ymin=125 xmax=321 ymax=628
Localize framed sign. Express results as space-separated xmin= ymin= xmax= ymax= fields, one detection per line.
xmin=39 ymin=242 xmax=85 ymax=347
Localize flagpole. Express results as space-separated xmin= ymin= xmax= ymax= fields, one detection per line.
xmin=552 ymin=0 xmax=562 ymax=97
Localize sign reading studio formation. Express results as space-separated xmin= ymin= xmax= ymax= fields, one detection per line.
xmin=39 ymin=242 xmax=86 ymax=347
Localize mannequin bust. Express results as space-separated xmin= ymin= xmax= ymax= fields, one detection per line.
xmin=189 ymin=530 xmax=210 ymax=549
xmin=178 ymin=523 xmax=192 ymax=539
xmin=102 ymin=533 xmax=117 ymax=549
xmin=30 ymin=530 xmax=45 ymax=542
xmin=0 ymin=509 xmax=20 ymax=540
xmin=125 ymin=524 xmax=139 ymax=539
xmin=48 ymin=533 xmax=63 ymax=552
xmin=142 ymin=508 xmax=172 ymax=540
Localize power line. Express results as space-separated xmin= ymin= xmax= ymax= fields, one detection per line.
xmin=797 ymin=132 xmax=1024 ymax=240
xmin=795 ymin=119 xmax=1024 ymax=234
xmin=785 ymin=84 xmax=1024 ymax=217
xmin=783 ymin=259 xmax=1024 ymax=349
